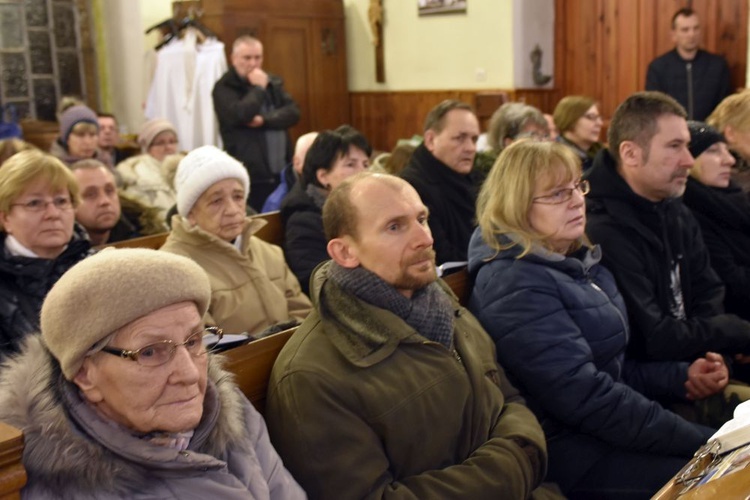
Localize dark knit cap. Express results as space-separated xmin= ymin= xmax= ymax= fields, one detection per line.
xmin=688 ymin=121 xmax=726 ymax=158
xmin=59 ymin=105 xmax=98 ymax=146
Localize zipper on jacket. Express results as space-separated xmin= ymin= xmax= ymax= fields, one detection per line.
xmin=686 ymin=62 xmax=694 ymax=120
xmin=421 ymin=340 xmax=463 ymax=365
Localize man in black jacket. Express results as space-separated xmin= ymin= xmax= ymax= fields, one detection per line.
xmin=645 ymin=8 xmax=731 ymax=121
xmin=586 ymin=91 xmax=750 ymax=366
xmin=400 ymin=100 xmax=483 ymax=264
xmin=212 ymin=36 xmax=300 ymax=211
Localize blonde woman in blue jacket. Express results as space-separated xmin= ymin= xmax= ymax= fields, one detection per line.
xmin=468 ymin=140 xmax=724 ymax=499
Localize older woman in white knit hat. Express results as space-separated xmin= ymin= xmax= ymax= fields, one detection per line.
xmin=0 ymin=248 xmax=305 ymax=499
xmin=160 ymin=145 xmax=311 ymax=335
xmin=116 ymin=118 xmax=179 ymax=222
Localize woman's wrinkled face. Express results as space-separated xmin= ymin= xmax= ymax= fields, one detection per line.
xmin=693 ymin=141 xmax=736 ymax=188
xmin=187 ymin=178 xmax=246 ymax=242
xmin=0 ymin=179 xmax=75 ymax=258
xmin=74 ymin=302 xmax=208 ymax=434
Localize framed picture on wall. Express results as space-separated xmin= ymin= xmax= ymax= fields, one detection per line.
xmin=418 ymin=0 xmax=467 ymax=16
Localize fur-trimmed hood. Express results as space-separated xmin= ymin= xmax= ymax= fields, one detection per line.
xmin=0 ymin=334 xmax=272 ymax=499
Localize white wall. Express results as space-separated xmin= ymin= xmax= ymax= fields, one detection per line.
xmin=343 ymin=0 xmax=515 ymax=91
xmin=96 ymin=1 xmax=154 ymax=134
xmin=512 ymin=0 xmax=554 ymax=88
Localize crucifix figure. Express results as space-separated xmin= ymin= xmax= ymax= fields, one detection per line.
xmin=368 ymin=0 xmax=385 ymax=82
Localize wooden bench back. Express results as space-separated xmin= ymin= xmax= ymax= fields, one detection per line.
xmin=222 ymin=328 xmax=295 ymax=414
xmin=443 ymin=267 xmax=471 ymax=307
xmin=0 ymin=421 xmax=26 ymax=499
xmin=251 ymin=211 xmax=284 ymax=247
xmin=97 ymin=232 xmax=169 ymax=250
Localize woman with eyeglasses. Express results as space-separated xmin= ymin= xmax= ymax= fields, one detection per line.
xmin=553 ymin=95 xmax=604 ymax=171
xmin=161 ymin=146 xmax=311 ymax=336
xmin=0 ymin=150 xmax=93 ymax=359
xmin=0 ymin=248 xmax=305 ymax=498
xmin=116 ymin=118 xmax=180 ymax=222
xmin=468 ymin=141 xmax=722 ymax=499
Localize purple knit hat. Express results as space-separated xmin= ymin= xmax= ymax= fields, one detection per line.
xmin=59 ymin=105 xmax=98 ymax=146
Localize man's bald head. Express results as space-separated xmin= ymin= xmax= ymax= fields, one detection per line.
xmin=293 ymin=132 xmax=319 ymax=176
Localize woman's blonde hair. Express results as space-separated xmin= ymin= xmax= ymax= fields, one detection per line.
xmin=476 ymin=140 xmax=586 ymax=257
xmin=0 ymin=150 xmax=80 ymax=224
xmin=707 ymin=91 xmax=750 ymax=138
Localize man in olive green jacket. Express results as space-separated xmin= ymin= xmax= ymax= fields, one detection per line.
xmin=266 ymin=172 xmax=557 ymax=499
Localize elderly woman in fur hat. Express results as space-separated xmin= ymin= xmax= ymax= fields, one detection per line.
xmin=0 ymin=248 xmax=306 ymax=499
xmin=116 ymin=118 xmax=179 ymax=222
xmin=160 ymin=146 xmax=312 ymax=335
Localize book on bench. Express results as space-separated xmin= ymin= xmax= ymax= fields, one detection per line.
xmin=709 ymin=399 xmax=750 ymax=454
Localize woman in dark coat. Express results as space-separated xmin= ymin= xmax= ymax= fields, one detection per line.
xmin=280 ymin=126 xmax=370 ymax=294
xmin=468 ymin=140 xmax=721 ymax=499
xmin=683 ymin=121 xmax=750 ymax=320
xmin=0 ymin=150 xmax=92 ymax=358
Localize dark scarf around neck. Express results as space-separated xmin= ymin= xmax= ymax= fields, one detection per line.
xmin=328 ymin=262 xmax=454 ymax=349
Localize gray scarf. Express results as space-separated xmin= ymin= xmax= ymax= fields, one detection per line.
xmin=328 ymin=262 xmax=454 ymax=349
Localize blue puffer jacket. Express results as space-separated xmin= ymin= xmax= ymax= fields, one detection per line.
xmin=467 ymin=228 xmax=713 ymax=489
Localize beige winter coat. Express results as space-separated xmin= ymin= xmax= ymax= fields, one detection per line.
xmin=161 ymin=216 xmax=312 ymax=334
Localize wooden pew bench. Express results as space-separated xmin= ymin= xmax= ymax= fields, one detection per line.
xmin=222 ymin=328 xmax=295 ymax=415
xmin=0 ymin=421 xmax=26 ymax=500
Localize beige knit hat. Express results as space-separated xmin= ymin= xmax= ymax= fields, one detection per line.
xmin=138 ymin=118 xmax=177 ymax=151
xmin=41 ymin=248 xmax=211 ymax=380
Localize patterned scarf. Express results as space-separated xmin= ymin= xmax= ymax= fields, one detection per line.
xmin=328 ymin=262 xmax=454 ymax=349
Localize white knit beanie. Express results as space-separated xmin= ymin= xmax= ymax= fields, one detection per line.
xmin=175 ymin=145 xmax=250 ymax=217
xmin=41 ymin=248 xmax=211 ymax=380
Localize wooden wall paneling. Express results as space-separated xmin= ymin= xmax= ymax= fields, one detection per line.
xmin=264 ymin=17 xmax=312 ymax=142
xmin=555 ymin=0 xmax=747 ymax=127
xmin=512 ymin=89 xmax=564 ymax=114
xmin=309 ymin=16 xmax=350 ymax=131
xmin=715 ymin=0 xmax=748 ymax=92
xmin=349 ymin=90 xmax=560 ymax=152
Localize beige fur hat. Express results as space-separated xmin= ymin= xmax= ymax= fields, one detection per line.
xmin=41 ymin=248 xmax=211 ymax=380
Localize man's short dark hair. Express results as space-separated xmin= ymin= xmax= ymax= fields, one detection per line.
xmin=301 ymin=126 xmax=372 ymax=189
xmin=97 ymin=112 xmax=117 ymax=122
xmin=671 ymin=7 xmax=696 ymax=29
xmin=607 ymin=91 xmax=687 ymax=165
xmin=423 ymin=100 xmax=474 ymax=133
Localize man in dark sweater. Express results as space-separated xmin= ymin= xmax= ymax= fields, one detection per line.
xmin=400 ymin=100 xmax=483 ymax=264
xmin=586 ymin=91 xmax=750 ymax=367
xmin=645 ymin=7 xmax=731 ymax=121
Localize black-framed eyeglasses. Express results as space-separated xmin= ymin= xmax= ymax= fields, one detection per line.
xmin=532 ymin=179 xmax=590 ymax=205
xmin=101 ymin=326 xmax=223 ymax=367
